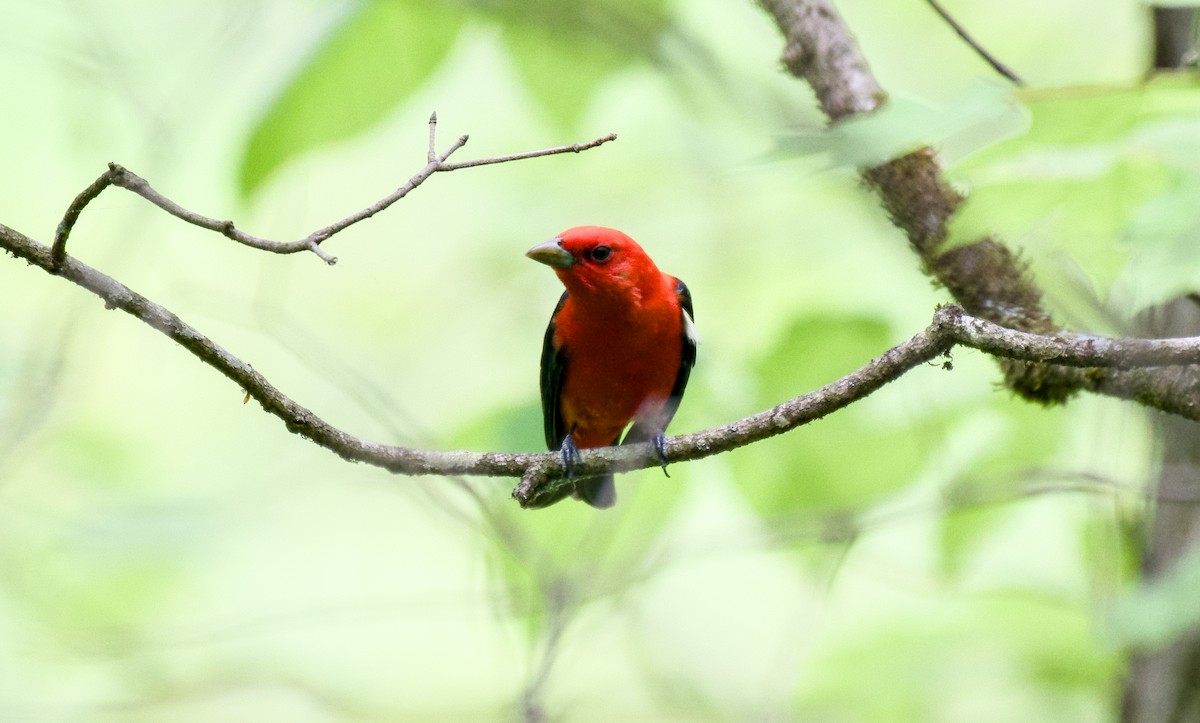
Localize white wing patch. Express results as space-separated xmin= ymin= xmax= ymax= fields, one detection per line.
xmin=682 ymin=306 xmax=699 ymax=347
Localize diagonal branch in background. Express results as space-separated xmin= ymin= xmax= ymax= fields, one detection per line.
xmin=758 ymin=0 xmax=885 ymax=121
xmin=50 ymin=113 xmax=617 ymax=268
xmin=6 ymin=220 xmax=1200 ymax=506
xmin=925 ymin=0 xmax=1025 ymax=85
xmin=756 ymin=0 xmax=1200 ymax=416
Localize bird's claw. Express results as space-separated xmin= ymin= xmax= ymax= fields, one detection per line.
xmin=560 ymin=434 xmax=582 ymax=479
xmin=652 ymin=433 xmax=670 ymax=477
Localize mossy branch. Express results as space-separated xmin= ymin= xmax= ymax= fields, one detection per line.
xmin=757 ymin=0 xmax=1200 ymax=415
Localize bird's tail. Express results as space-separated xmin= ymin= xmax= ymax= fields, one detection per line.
xmin=574 ymin=475 xmax=616 ymax=508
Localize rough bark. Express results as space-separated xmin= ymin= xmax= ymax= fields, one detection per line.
xmin=1124 ymin=296 xmax=1200 ymax=723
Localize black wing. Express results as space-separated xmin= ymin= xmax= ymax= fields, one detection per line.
xmin=539 ymin=291 xmax=570 ymax=450
xmin=537 ymin=290 xmax=617 ymax=508
xmin=624 ymin=277 xmax=697 ymax=445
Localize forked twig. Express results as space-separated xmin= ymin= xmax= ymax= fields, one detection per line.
xmin=50 ymin=113 xmax=617 ymax=269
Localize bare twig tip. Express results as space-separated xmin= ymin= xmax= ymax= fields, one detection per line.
xmin=306 ymin=241 xmax=337 ymax=265
xmin=926 ymin=0 xmax=1025 ymax=85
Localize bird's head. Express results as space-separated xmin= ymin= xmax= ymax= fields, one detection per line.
xmin=525 ymin=226 xmax=659 ymax=298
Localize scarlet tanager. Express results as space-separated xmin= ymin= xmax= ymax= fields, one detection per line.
xmin=526 ymin=226 xmax=697 ymax=508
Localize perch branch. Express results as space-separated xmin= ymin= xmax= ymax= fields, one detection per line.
xmin=6 ymin=218 xmax=1200 ymax=505
xmin=50 ymin=113 xmax=617 ymax=268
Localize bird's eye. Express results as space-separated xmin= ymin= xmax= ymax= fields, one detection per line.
xmin=589 ymin=245 xmax=612 ymax=262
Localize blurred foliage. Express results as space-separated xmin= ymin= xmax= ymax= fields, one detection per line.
xmin=240 ymin=0 xmax=676 ymax=197
xmin=0 ymin=0 xmax=1189 ymax=719
xmin=796 ymin=596 xmax=1116 ymax=721
xmin=948 ymin=74 xmax=1200 ymax=321
xmin=733 ymin=314 xmax=932 ymax=514
xmin=775 ymin=79 xmax=1029 ymax=168
xmin=240 ymin=0 xmax=466 ymax=197
xmin=1110 ymin=546 xmax=1200 ymax=649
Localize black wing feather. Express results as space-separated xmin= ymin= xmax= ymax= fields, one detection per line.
xmin=539 ymin=291 xmax=570 ymax=450
xmin=535 ymin=291 xmax=605 ymax=508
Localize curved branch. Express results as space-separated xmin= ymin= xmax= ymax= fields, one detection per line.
xmin=6 ymin=220 xmax=1200 ymax=507
xmin=10 ymin=222 xmax=539 ymax=477
xmin=50 ymin=114 xmax=617 ymax=268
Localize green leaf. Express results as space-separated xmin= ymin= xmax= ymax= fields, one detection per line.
xmin=775 ymin=79 xmax=1029 ymax=167
xmin=731 ymin=315 xmax=928 ymax=516
xmin=1109 ymin=546 xmax=1200 ymax=649
xmin=731 ymin=310 xmax=1071 ymax=558
xmin=947 ymin=75 xmax=1200 ymax=307
xmin=502 ymin=24 xmax=627 ymax=131
xmin=238 ymin=0 xmax=464 ymax=197
xmin=497 ymin=0 xmax=670 ymax=129
xmin=450 ymin=398 xmax=545 ymax=456
xmin=1117 ymin=153 xmax=1200 ymax=302
xmin=754 ymin=315 xmax=893 ymax=400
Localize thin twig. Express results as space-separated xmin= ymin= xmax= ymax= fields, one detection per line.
xmin=439 ymin=134 xmax=618 ymax=171
xmin=427 ymin=110 xmax=439 ymax=163
xmin=50 ymin=113 xmax=618 ymax=268
xmin=925 ymin=0 xmax=1025 ymax=85
xmin=52 ymin=171 xmax=115 ymax=270
xmin=7 ymin=216 xmax=1200 ymax=506
xmin=302 ymin=131 xmax=470 ymax=249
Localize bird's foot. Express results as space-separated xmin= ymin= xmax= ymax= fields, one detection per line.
xmin=559 ymin=434 xmax=582 ymax=479
xmin=652 ymin=433 xmax=670 ymax=477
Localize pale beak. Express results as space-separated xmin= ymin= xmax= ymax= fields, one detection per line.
xmin=525 ymin=238 xmax=576 ymax=268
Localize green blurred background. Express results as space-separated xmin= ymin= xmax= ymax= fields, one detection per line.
xmin=0 ymin=0 xmax=1192 ymax=719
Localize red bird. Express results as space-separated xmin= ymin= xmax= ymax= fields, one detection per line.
xmin=526 ymin=226 xmax=697 ymax=508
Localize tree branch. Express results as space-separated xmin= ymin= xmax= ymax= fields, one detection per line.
xmin=7 ymin=213 xmax=1200 ymax=506
xmin=757 ymin=0 xmax=1200 ymax=416
xmin=757 ymin=0 xmax=886 ymax=121
xmin=925 ymin=0 xmax=1025 ymax=85
xmin=50 ymin=113 xmax=617 ymax=269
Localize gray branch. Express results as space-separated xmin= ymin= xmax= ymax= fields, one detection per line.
xmin=757 ymin=0 xmax=885 ymax=120
xmin=5 ymin=214 xmax=1200 ymax=506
